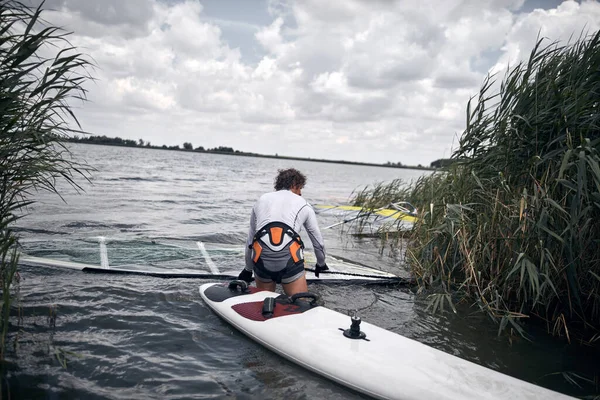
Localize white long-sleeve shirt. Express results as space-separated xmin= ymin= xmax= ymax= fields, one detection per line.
xmin=244 ymin=190 xmax=326 ymax=270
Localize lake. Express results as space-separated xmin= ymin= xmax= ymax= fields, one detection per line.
xmin=8 ymin=143 xmax=593 ymax=399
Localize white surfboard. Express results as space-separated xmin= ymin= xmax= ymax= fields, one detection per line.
xmin=199 ymin=282 xmax=574 ymax=400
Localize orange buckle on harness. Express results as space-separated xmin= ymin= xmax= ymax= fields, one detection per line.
xmin=252 ymin=241 xmax=262 ymax=263
xmin=289 ymin=241 xmax=302 ymax=263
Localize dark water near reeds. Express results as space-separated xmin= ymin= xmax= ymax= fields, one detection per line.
xmin=7 ymin=143 xmax=597 ymax=399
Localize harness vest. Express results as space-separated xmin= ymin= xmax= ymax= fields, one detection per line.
xmin=250 ymin=221 xmax=305 ymax=264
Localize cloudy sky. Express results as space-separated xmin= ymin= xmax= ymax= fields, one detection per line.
xmin=34 ymin=0 xmax=600 ymax=166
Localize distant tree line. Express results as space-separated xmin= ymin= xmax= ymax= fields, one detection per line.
xmin=429 ymin=158 xmax=454 ymax=168
xmin=386 ymin=160 xmax=427 ymax=169
xmin=70 ymin=135 xmax=139 ymax=147
xmin=385 ymin=161 xmax=403 ymax=167
xmin=67 ymin=135 xmax=434 ymax=170
xmin=67 ymin=135 xmax=245 ymax=154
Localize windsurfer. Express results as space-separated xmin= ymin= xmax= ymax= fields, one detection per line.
xmin=238 ymin=168 xmax=328 ymax=295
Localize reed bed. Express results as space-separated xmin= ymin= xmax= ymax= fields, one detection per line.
xmin=0 ymin=1 xmax=92 ymax=361
xmin=354 ymin=31 xmax=600 ymax=344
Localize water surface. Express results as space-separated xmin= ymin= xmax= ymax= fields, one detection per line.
xmin=8 ymin=144 xmax=595 ymax=399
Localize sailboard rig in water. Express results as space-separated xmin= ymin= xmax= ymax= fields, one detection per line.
xmin=313 ymin=202 xmax=418 ymax=233
xmin=18 ymin=238 xmax=409 ymax=285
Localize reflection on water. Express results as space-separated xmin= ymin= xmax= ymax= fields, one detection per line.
xmin=8 ymin=144 xmax=595 ymax=399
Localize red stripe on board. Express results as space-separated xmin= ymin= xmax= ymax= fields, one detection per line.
xmin=232 ymin=301 xmax=305 ymax=322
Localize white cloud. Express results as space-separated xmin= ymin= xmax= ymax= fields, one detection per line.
xmin=35 ymin=0 xmax=600 ymax=166
xmin=492 ymin=0 xmax=600 ymax=74
xmin=255 ymin=17 xmax=285 ymax=53
xmin=38 ymin=0 xmax=155 ymax=38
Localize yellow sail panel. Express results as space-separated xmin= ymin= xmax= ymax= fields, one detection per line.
xmin=314 ymin=204 xmax=418 ymax=223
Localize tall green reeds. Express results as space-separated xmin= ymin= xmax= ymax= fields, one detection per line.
xmin=351 ymin=179 xmax=412 ymax=208
xmin=0 ymin=1 xmax=91 ymax=361
xmin=356 ymin=31 xmax=600 ymax=343
xmin=348 ymin=179 xmax=413 ymax=235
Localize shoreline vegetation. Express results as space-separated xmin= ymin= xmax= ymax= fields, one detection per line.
xmin=353 ymin=29 xmax=600 ymax=365
xmin=65 ymin=135 xmax=436 ymax=171
xmin=0 ymin=0 xmax=93 ymax=372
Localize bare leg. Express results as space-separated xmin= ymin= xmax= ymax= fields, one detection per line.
xmin=255 ymin=279 xmax=276 ymax=292
xmin=282 ymin=274 xmax=308 ymax=296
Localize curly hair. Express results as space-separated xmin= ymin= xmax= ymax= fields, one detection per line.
xmin=274 ymin=168 xmax=307 ymax=191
